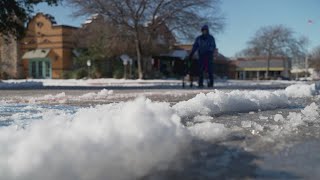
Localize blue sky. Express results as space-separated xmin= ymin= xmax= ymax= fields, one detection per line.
xmin=35 ymin=0 xmax=320 ymax=57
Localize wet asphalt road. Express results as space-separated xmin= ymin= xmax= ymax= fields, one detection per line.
xmin=1 ymin=87 xmax=320 ymax=179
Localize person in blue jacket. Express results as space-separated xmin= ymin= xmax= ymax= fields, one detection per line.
xmin=189 ymin=25 xmax=216 ymax=88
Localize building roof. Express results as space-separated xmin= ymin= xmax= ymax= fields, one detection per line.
xmin=236 ymin=59 xmax=285 ymax=69
xmin=155 ymin=50 xmax=189 ymax=61
xmin=22 ymin=49 xmax=51 ymax=59
xmin=27 ymin=13 xmax=79 ymax=29
xmin=170 ymin=50 xmax=189 ymax=59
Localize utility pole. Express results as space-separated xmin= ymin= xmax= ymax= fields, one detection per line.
xmin=305 ymin=55 xmax=309 ymax=79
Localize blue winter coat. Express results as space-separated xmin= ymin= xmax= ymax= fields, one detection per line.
xmin=190 ymin=34 xmax=216 ymax=58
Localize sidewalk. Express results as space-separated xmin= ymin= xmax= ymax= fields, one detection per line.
xmin=0 ymin=78 xmax=307 ymax=90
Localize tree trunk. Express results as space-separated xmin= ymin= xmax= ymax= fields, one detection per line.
xmin=134 ymin=31 xmax=143 ymax=79
xmin=123 ymin=64 xmax=127 ymax=79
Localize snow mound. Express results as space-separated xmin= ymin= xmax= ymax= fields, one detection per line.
xmin=173 ymin=90 xmax=289 ymax=118
xmin=2 ymin=87 xmax=320 ymax=179
xmin=0 ymin=98 xmax=190 ymax=180
xmin=79 ymin=89 xmax=114 ymax=99
xmin=28 ymin=92 xmax=67 ymax=104
xmin=24 ymin=89 xmax=114 ymax=104
xmin=285 ymin=84 xmax=317 ymax=98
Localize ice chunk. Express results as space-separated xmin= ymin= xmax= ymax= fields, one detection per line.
xmin=274 ymin=114 xmax=284 ymax=122
xmin=188 ymin=122 xmax=230 ymax=141
xmin=241 ymin=121 xmax=252 ymax=128
xmin=301 ymin=103 xmax=319 ymax=121
xmin=286 ymin=112 xmax=303 ymax=129
xmin=259 ymin=115 xmax=269 ymax=120
xmin=79 ymin=89 xmax=113 ymax=99
xmin=252 ymin=122 xmax=264 ymax=131
xmin=193 ymin=115 xmax=214 ymax=123
xmin=241 ymin=121 xmax=263 ymax=132
xmin=268 ymin=103 xmax=320 ymax=137
xmin=97 ymin=89 xmax=114 ymax=96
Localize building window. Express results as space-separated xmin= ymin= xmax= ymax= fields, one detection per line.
xmin=45 ymin=62 xmax=51 ymax=77
xmin=37 ymin=22 xmax=43 ymax=28
xmin=28 ymin=39 xmax=36 ymax=44
xmin=31 ymin=62 xmax=37 ymax=78
xmin=38 ymin=61 xmax=43 ymax=78
xmin=43 ymin=39 xmax=51 ymax=43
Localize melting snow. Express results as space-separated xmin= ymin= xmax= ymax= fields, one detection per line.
xmin=0 ymin=83 xmax=320 ymax=179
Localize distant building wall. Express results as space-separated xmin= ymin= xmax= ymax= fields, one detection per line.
xmin=232 ymin=57 xmax=290 ymax=80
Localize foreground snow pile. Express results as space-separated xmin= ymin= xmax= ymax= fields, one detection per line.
xmin=173 ymin=90 xmax=289 ymax=118
xmin=1 ymin=86 xmax=320 ymax=180
xmin=0 ymin=88 xmax=296 ymax=180
xmin=0 ymin=98 xmax=190 ymax=180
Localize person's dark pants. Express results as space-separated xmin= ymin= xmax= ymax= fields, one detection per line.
xmin=198 ymin=54 xmax=214 ymax=87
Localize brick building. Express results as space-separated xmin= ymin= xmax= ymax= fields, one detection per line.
xmin=20 ymin=13 xmax=78 ymax=79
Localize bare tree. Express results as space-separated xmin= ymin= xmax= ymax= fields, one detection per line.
xmin=310 ymin=46 xmax=320 ymax=70
xmin=0 ymin=0 xmax=61 ymax=39
xmin=74 ymin=15 xmax=136 ymax=59
xmin=240 ymin=25 xmax=308 ymax=78
xmin=68 ymin=0 xmax=224 ymax=79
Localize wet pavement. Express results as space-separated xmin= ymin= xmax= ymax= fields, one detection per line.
xmin=1 ymin=88 xmax=320 ymax=179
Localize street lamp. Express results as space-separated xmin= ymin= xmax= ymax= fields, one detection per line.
xmin=87 ymin=59 xmax=91 ymax=79
xmin=120 ymin=54 xmax=133 ymax=79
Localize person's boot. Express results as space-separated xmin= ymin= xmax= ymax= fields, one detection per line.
xmin=208 ymin=81 xmax=214 ymax=88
